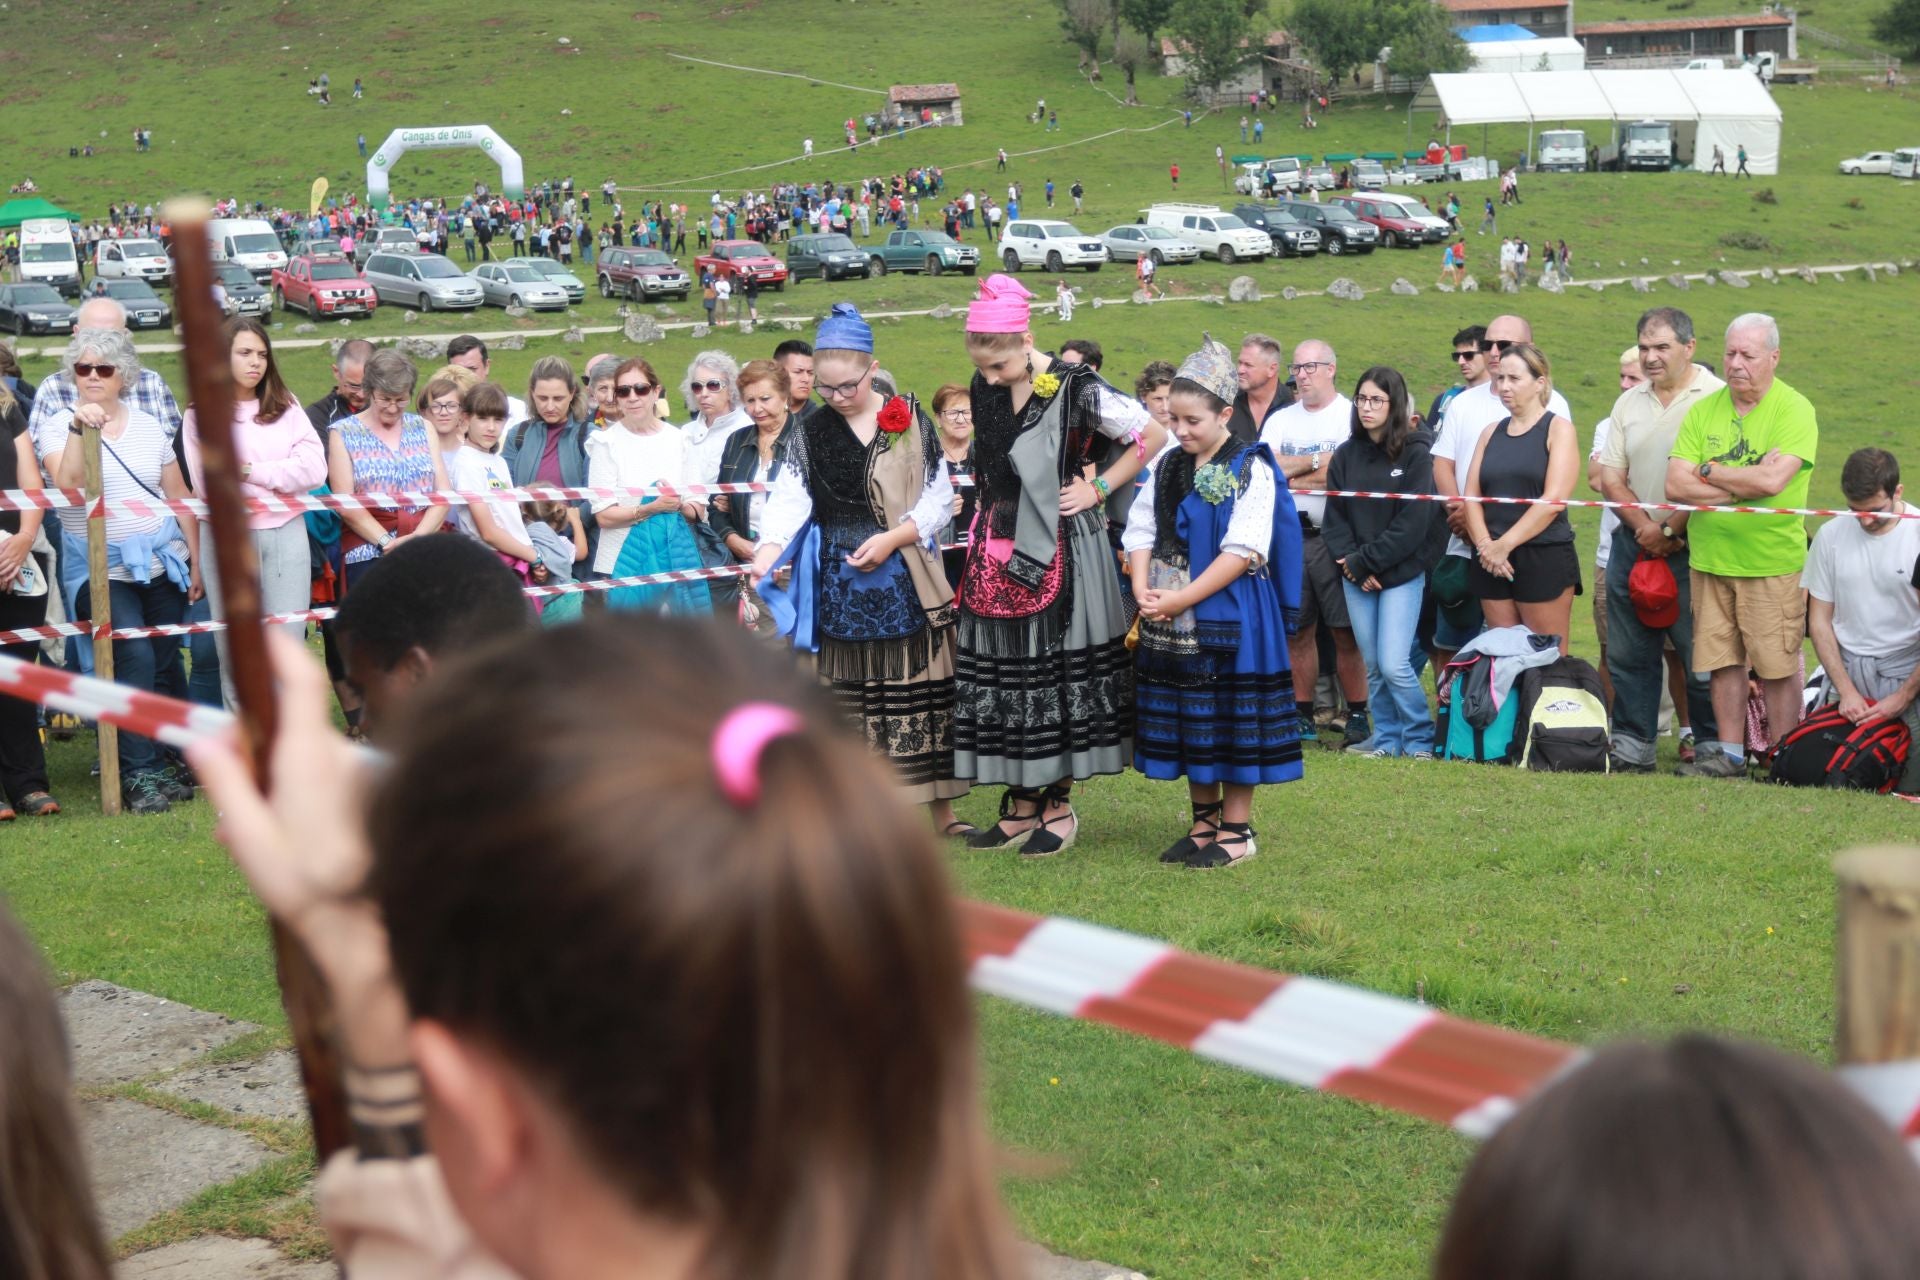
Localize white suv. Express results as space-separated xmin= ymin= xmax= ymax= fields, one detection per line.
xmin=998 ymin=220 xmax=1107 ymax=273
xmin=1141 ymin=205 xmax=1271 ymax=265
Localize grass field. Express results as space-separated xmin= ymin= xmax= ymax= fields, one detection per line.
xmin=5 ymin=2 xmax=1920 ymax=1276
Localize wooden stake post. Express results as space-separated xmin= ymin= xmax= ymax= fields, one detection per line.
xmin=1834 ymin=846 xmax=1920 ymax=1066
xmin=82 ymin=431 xmax=120 ymax=815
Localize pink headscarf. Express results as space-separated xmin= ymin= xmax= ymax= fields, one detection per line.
xmin=965 ymin=273 xmax=1032 ymax=334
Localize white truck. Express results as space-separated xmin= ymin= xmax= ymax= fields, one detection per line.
xmin=1537 ymin=129 xmax=1588 ymax=173
xmin=18 ymin=218 xmax=82 ymax=298
xmin=1141 ymin=204 xmax=1271 ymax=265
xmin=1894 ymin=147 xmax=1920 ymax=179
xmin=1601 ymin=121 xmax=1675 ymax=172
xmin=93 ymin=238 xmax=173 ymax=284
xmin=206 ymin=218 xmax=288 ymax=282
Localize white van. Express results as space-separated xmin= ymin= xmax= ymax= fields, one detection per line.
xmin=1141 ymin=204 xmax=1271 ymax=264
xmin=1684 ymin=57 xmax=1726 ymax=71
xmin=18 ymin=219 xmax=83 ymax=298
xmin=207 ymin=218 xmax=288 ymax=281
xmin=94 ymin=237 xmax=173 ymax=284
xmin=1893 ymin=147 xmax=1920 ymax=179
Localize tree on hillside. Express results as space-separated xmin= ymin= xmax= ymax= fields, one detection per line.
xmin=1059 ymin=0 xmax=1115 ymax=69
xmin=1112 ymin=29 xmax=1153 ymax=103
xmin=1169 ymin=0 xmax=1262 ymax=97
xmin=1118 ymin=0 xmax=1178 ymax=53
xmin=1287 ymin=0 xmax=1382 ymax=88
xmin=1871 ymin=0 xmax=1920 ymax=58
xmin=1383 ymin=1 xmax=1470 ymax=80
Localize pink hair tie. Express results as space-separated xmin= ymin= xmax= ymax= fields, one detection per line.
xmin=711 ymin=702 xmax=805 ymax=807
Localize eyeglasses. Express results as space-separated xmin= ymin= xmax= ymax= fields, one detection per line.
xmin=941 ymin=409 xmax=972 ymax=421
xmin=427 ymin=399 xmax=461 ymax=415
xmin=688 ymin=379 xmax=729 ymax=394
xmin=1450 ymin=349 xmax=1479 ymax=362
xmin=1354 ymin=394 xmax=1391 ymax=409
xmin=615 ymin=382 xmax=655 ymax=398
xmin=1480 ymin=338 xmax=1516 ymax=354
xmin=1287 ymin=361 xmax=1329 ymax=375
xmin=73 ymin=362 xmax=118 ymax=378
xmin=817 ymin=366 xmax=874 ymax=400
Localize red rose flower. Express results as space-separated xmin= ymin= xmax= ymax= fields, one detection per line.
xmin=876 ymin=396 xmax=913 ymax=434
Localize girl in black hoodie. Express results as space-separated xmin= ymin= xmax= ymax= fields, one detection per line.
xmin=1322 ymin=366 xmax=1446 ymax=758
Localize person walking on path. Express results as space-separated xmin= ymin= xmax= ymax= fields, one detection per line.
xmin=1710 ymin=145 xmax=1726 ymax=175
xmin=997 ymin=147 xmax=1007 ymax=172
xmin=1736 ymin=143 xmax=1751 ymax=178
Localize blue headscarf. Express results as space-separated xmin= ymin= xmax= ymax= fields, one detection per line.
xmin=814 ymin=301 xmax=874 ymax=353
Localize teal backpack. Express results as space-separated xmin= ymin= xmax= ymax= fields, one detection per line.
xmin=1438 ymin=657 xmax=1519 ymax=764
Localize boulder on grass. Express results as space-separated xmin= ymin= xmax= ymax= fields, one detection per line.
xmin=1227 ymin=275 xmax=1261 ymax=302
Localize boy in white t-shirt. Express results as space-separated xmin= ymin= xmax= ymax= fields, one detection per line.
xmin=447 ymin=382 xmax=542 ymax=573
xmin=1804 ymin=447 xmax=1920 ymax=791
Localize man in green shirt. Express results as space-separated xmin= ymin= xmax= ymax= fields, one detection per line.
xmin=1664 ymin=313 xmax=1818 ymax=778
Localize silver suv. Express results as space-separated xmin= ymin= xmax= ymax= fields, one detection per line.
xmin=363 ymin=253 xmax=483 ymax=311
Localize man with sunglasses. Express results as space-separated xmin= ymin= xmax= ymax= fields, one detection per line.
xmin=1426 ymin=326 xmax=1486 ymax=428
xmin=1430 ymin=315 xmax=1572 ymax=668
xmin=1803 ymin=448 xmax=1920 ymax=793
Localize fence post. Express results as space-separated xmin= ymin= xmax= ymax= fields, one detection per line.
xmin=81 ymin=429 xmax=119 ymax=816
xmin=1833 ymin=846 xmax=1920 ymax=1066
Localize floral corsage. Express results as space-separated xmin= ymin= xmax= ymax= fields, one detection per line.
xmin=1030 ymin=371 xmax=1061 ymax=398
xmin=876 ymin=396 xmax=913 ymax=449
xmin=1193 ymin=461 xmax=1240 ymax=506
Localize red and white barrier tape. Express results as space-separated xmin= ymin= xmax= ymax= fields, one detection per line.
xmin=3 ymin=484 xmax=1912 ymax=523
xmin=0 ymin=649 xmax=1914 ymax=1141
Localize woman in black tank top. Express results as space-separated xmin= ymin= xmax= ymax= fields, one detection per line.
xmin=1463 ymin=343 xmax=1582 ymax=653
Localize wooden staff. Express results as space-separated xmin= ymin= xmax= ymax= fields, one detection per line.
xmin=82 ymin=431 xmax=120 ymax=815
xmin=1834 ymin=846 xmax=1920 ymax=1066
xmin=164 ymin=199 xmax=353 ymax=1162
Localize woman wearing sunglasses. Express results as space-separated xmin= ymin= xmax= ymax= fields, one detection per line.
xmin=678 ymin=351 xmax=750 ymax=610
xmin=586 ymin=357 xmax=711 ymax=615
xmin=750 ymin=304 xmax=972 ymax=837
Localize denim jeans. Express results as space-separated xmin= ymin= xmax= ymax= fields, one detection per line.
xmin=185 ymin=593 xmax=222 ymax=709
xmin=1344 ymin=576 xmax=1431 ymax=755
xmin=54 ymin=522 xmax=93 ymax=675
xmin=1605 ymin=528 xmax=1716 ymax=765
xmin=106 ymin=577 xmax=189 ymax=775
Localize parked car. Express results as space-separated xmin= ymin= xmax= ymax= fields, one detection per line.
xmin=362 ymin=252 xmax=483 ymax=311
xmin=695 ymin=240 xmax=788 ymax=290
xmin=472 ymin=261 xmax=570 ymax=311
xmin=1234 ymin=157 xmax=1305 ymax=196
xmin=354 ymin=227 xmax=422 ymax=267
xmin=785 ymin=233 xmax=871 ymax=282
xmin=1331 ymin=194 xmax=1442 ymax=248
xmin=1140 ymin=205 xmax=1270 ymax=264
xmin=288 ymin=237 xmax=345 ymax=259
xmin=95 ymin=278 xmax=172 ymax=329
xmin=216 ymin=261 xmax=273 ymax=317
xmin=863 ymin=229 xmax=980 ymax=277
xmin=1304 ymin=163 xmax=1337 ymax=191
xmin=506 ymin=256 xmax=586 ymax=304
xmin=1838 ymin=151 xmax=1896 ymax=175
xmin=272 ymin=254 xmax=376 ymax=318
xmin=998 ymin=220 xmax=1106 ymax=273
xmin=1099 ymin=224 xmax=1201 ymax=265
xmin=1350 ymin=159 xmax=1388 ymax=189
xmin=1272 ymin=200 xmax=1378 ymax=255
xmin=596 ymin=247 xmax=692 ymax=301
xmin=1229 ymin=204 xmax=1322 ymax=257
xmin=0 ymin=283 xmax=76 ymax=337
xmin=92 ymin=238 xmax=172 ymax=284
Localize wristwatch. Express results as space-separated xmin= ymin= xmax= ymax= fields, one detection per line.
xmin=377 ymin=532 xmax=396 ymax=549
xmin=1660 ymin=523 xmax=1675 ymax=540
xmin=1696 ymin=461 xmax=1713 ymax=480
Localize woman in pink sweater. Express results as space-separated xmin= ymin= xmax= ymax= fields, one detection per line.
xmin=184 ymin=317 xmax=328 ymax=709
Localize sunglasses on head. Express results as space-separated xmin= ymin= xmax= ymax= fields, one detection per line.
xmin=615 ymin=382 xmax=655 ymax=398
xmin=689 ymin=379 xmax=728 ymax=393
xmin=73 ymin=362 xmax=117 ymax=378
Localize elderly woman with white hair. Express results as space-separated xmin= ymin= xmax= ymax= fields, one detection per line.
xmin=40 ymin=328 xmax=200 ymax=816
xmin=679 ymin=349 xmax=750 ymax=609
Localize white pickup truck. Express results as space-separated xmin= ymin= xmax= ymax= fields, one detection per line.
xmin=93 ymin=238 xmax=173 ymax=284
xmin=1141 ymin=204 xmax=1271 ymax=265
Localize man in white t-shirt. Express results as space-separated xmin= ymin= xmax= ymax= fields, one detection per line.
xmin=1804 ymin=447 xmax=1920 ymax=792
xmin=1259 ymin=339 xmax=1368 ymax=748
xmin=1430 ymin=314 xmax=1573 ymax=670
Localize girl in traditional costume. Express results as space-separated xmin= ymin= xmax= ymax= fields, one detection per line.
xmin=1123 ymin=336 xmax=1304 ymax=869
xmin=752 ymin=303 xmax=971 ymax=834
xmin=956 ymin=276 xmax=1167 ymax=856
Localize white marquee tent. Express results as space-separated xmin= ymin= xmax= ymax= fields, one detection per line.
xmin=1466 ymin=37 xmax=1587 ymax=74
xmin=1412 ymin=69 xmax=1782 ymax=173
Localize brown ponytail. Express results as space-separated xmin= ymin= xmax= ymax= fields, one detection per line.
xmin=368 ymin=617 xmax=1022 ymax=1280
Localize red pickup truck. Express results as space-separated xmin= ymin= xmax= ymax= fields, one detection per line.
xmin=694 ymin=240 xmax=787 ymax=291
xmin=272 ymin=254 xmax=380 ymax=318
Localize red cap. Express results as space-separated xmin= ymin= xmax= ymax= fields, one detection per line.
xmin=1628 ymin=557 xmax=1680 ymax=630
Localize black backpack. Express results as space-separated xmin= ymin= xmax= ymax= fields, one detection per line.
xmin=1767 ymin=705 xmax=1912 ymax=794
xmin=1511 ymin=656 xmax=1611 ymax=773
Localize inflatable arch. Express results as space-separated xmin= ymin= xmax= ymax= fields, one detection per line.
xmin=365 ymin=125 xmax=524 ymax=209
